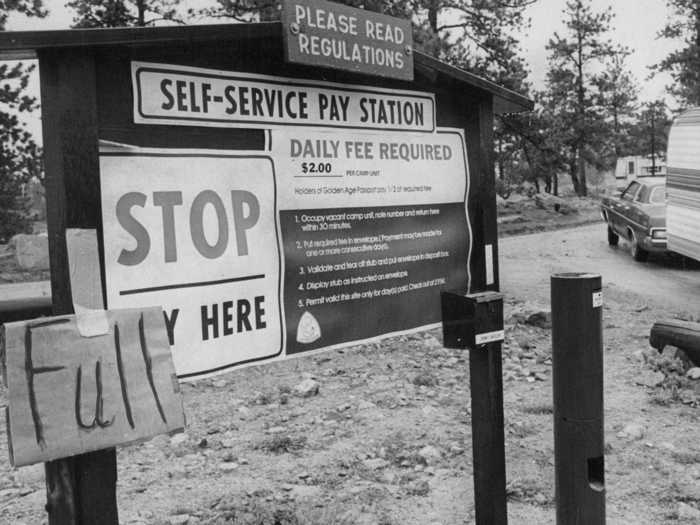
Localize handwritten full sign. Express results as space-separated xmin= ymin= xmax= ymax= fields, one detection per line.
xmin=281 ymin=0 xmax=414 ymax=81
xmin=1 ymin=308 xmax=185 ymax=467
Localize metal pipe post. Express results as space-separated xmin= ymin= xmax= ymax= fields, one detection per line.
xmin=551 ymin=273 xmax=605 ymax=525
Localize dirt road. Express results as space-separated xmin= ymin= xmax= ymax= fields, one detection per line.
xmin=501 ymin=222 xmax=700 ymax=314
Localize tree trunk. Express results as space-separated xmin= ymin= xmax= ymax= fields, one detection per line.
xmin=428 ymin=0 xmax=439 ymax=33
xmin=553 ymin=173 xmax=559 ymax=196
xmin=575 ymin=6 xmax=587 ymax=197
xmin=578 ymin=159 xmax=588 ymax=197
xmin=497 ymin=136 xmax=504 ymax=180
xmin=136 ymin=0 xmax=145 ymax=26
xmin=569 ymin=161 xmax=580 ymax=195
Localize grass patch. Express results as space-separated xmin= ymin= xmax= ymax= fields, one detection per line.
xmin=672 ymin=450 xmax=700 ymax=465
xmin=521 ymin=403 xmax=553 ymax=415
xmin=412 ymin=372 xmax=439 ymax=387
xmin=506 ymin=477 xmax=550 ymax=505
xmin=256 ymin=434 xmax=307 ymax=454
xmin=507 ymin=420 xmax=539 ymax=438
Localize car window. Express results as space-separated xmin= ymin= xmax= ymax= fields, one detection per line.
xmin=622 ymin=181 xmax=641 ymax=201
xmin=649 ymin=185 xmax=666 ymax=204
xmin=636 ymin=185 xmax=650 ymax=202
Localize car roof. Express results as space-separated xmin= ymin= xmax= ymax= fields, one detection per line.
xmin=632 ymin=177 xmax=665 ymax=187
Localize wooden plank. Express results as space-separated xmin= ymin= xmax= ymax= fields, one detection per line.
xmin=0 ymin=23 xmax=531 ymax=114
xmin=0 ymin=282 xmax=52 ymax=312
xmin=465 ymin=97 xmax=508 ymax=525
xmin=281 ymin=0 xmax=414 ymax=81
xmin=39 ymin=47 xmax=116 ymax=525
xmin=0 ymin=23 xmax=279 ymax=56
xmin=2 ymin=307 xmax=184 ymax=467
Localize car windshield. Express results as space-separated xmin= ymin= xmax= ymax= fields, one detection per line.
xmin=649 ymin=185 xmax=666 ymax=204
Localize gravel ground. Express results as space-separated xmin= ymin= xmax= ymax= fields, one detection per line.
xmin=1 ymin=198 xmax=699 ymax=524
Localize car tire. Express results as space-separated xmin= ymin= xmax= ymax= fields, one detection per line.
xmin=607 ymin=226 xmax=619 ymax=246
xmin=630 ymin=232 xmax=649 ymax=262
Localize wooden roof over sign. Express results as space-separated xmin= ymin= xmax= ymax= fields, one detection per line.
xmin=0 ymin=22 xmax=533 ymax=114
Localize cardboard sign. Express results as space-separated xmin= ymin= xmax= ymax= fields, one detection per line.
xmin=132 ymin=62 xmax=432 ymax=131
xmin=281 ymin=0 xmax=414 ymax=81
xmin=99 ymin=128 xmax=471 ymax=379
xmin=2 ymin=308 xmax=185 ymax=467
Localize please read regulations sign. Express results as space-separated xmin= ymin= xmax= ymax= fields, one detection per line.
xmin=281 ymin=0 xmax=413 ymax=81
xmin=100 ymin=61 xmax=470 ymax=380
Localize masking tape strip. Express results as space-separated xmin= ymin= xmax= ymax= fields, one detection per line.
xmin=74 ymin=303 xmax=110 ymax=337
xmin=66 ymin=229 xmax=109 ymax=337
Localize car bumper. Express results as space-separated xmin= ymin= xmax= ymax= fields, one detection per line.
xmin=640 ymin=236 xmax=667 ymax=252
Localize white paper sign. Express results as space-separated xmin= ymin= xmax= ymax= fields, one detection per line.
xmin=132 ymin=62 xmax=436 ymax=132
xmin=593 ymin=291 xmax=603 ymax=308
xmin=475 ymin=329 xmax=505 ymax=345
xmin=100 ymin=151 xmax=283 ymax=378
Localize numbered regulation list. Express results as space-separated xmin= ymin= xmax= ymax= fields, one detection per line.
xmin=280 ymin=204 xmax=470 ymax=353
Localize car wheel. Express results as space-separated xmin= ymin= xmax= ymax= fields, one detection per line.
xmin=630 ymin=232 xmax=649 ymax=262
xmin=607 ymin=226 xmax=619 ymax=246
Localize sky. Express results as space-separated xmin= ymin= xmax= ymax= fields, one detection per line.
xmin=521 ymin=0 xmax=677 ymax=101
xmin=4 ymin=0 xmax=682 ymax=140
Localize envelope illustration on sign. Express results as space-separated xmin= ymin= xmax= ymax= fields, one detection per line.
xmin=296 ymin=311 xmax=321 ymax=344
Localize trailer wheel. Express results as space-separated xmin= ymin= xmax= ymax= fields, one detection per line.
xmin=607 ymin=226 xmax=619 ymax=246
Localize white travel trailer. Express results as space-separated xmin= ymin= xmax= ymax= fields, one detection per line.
xmin=666 ymin=107 xmax=700 ymax=260
xmin=614 ymin=155 xmax=666 ymax=186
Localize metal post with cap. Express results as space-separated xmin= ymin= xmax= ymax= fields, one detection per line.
xmin=551 ymin=272 xmax=605 ymax=525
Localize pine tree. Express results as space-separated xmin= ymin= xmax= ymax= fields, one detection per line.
xmin=655 ymin=0 xmax=700 ymax=107
xmin=67 ymin=0 xmax=182 ymax=27
xmin=593 ymin=52 xmax=639 ymax=159
xmin=625 ymin=101 xmax=671 ymax=164
xmin=0 ymin=0 xmax=46 ymax=242
xmin=541 ymin=0 xmax=623 ymax=196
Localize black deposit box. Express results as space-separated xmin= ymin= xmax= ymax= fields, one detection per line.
xmin=441 ymin=291 xmax=504 ymax=349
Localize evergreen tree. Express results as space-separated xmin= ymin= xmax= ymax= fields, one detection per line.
xmin=0 ymin=0 xmax=46 ymax=242
xmin=68 ymin=0 xmax=182 ymax=27
xmin=594 ymin=52 xmax=639 ymax=159
xmin=655 ymin=0 xmax=700 ymax=107
xmin=625 ymin=101 xmax=671 ymax=163
xmin=541 ymin=0 xmax=623 ymax=196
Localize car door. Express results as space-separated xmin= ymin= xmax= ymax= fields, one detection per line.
xmin=612 ymin=181 xmax=641 ymax=235
xmin=630 ymin=183 xmax=651 ymax=231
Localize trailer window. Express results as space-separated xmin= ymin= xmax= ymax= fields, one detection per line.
xmin=628 ymin=161 xmax=635 ymax=175
xmin=649 ymin=186 xmax=666 ymax=204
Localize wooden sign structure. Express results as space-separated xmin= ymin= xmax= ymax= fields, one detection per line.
xmin=0 ymin=20 xmax=532 ymax=525
xmin=2 ymin=308 xmax=185 ymax=468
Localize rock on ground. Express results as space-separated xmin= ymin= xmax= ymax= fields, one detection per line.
xmin=10 ymin=234 xmax=49 ymax=270
xmin=293 ymin=378 xmax=320 ymax=397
